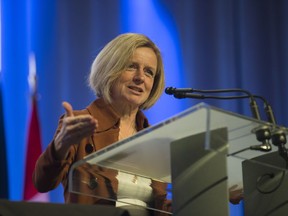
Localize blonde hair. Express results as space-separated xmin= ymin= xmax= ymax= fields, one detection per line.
xmin=89 ymin=33 xmax=165 ymax=110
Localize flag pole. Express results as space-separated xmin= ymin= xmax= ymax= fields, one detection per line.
xmin=23 ymin=52 xmax=48 ymax=201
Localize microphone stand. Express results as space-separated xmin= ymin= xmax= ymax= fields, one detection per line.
xmin=171 ymin=89 xmax=288 ymax=162
xmin=167 ymin=87 xmax=288 ymax=199
xmin=254 ymin=95 xmax=288 ymax=163
xmin=272 ymin=129 xmax=288 ymax=164
xmin=171 ymin=90 xmax=272 ymax=152
xmin=167 ymin=87 xmax=261 ymax=120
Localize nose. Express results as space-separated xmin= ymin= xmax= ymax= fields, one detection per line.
xmin=133 ymin=69 xmax=145 ymax=83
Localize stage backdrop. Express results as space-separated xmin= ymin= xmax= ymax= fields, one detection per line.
xmin=2 ymin=0 xmax=288 ymax=215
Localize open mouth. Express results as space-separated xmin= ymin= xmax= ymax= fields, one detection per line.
xmin=128 ymin=86 xmax=143 ymax=93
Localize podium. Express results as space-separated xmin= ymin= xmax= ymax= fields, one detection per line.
xmin=68 ymin=102 xmax=288 ymax=215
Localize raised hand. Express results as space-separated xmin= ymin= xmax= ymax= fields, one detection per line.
xmin=54 ymin=101 xmax=98 ymax=159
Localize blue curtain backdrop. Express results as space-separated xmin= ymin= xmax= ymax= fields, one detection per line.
xmin=2 ymin=0 xmax=288 ymax=215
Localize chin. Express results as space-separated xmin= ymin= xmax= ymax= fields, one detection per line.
xmin=126 ymin=100 xmax=145 ymax=108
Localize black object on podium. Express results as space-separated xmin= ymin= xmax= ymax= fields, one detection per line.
xmin=242 ymin=152 xmax=288 ymax=216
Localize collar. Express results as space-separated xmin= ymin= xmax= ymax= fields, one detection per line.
xmin=86 ymin=98 xmax=149 ymax=132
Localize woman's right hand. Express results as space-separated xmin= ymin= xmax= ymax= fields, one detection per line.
xmin=54 ymin=101 xmax=98 ymax=160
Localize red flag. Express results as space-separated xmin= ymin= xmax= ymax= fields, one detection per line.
xmin=23 ymin=96 xmax=48 ymax=201
xmin=24 ymin=53 xmax=48 ymax=201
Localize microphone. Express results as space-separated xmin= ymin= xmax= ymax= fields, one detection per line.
xmin=166 ymin=87 xmax=261 ymax=120
xmin=165 ymin=87 xmax=276 ymax=124
xmin=165 ymin=87 xmax=194 ymax=95
xmin=172 ymin=92 xmax=276 ymax=124
xmin=165 ymin=87 xmax=273 ymax=152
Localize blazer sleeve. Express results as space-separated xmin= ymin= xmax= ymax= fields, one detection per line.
xmin=32 ymin=115 xmax=77 ymax=193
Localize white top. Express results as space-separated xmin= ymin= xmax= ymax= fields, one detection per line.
xmin=115 ymin=171 xmax=153 ymax=207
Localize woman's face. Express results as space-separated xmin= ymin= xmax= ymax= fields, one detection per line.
xmin=111 ymin=47 xmax=157 ymax=109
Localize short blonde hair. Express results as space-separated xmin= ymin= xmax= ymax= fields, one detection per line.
xmin=88 ymin=33 xmax=165 ymax=110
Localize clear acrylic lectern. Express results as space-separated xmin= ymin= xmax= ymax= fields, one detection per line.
xmin=68 ymin=103 xmax=288 ymax=216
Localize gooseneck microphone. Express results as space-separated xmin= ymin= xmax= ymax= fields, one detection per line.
xmin=166 ymin=87 xmax=288 ymax=197
xmin=165 ymin=86 xmax=273 ymax=152
xmin=168 ymin=91 xmax=276 ymax=125
xmin=165 ymin=87 xmax=194 ymax=95
xmin=165 ymin=87 xmax=261 ymax=120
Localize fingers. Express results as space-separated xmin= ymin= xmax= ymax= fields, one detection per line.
xmin=62 ymin=121 xmax=97 ymax=145
xmin=66 ymin=117 xmax=98 ymax=133
xmin=229 ymin=185 xmax=244 ymax=205
xmin=54 ymin=101 xmax=98 ymax=159
xmin=62 ymin=101 xmax=74 ymax=117
xmin=61 ymin=101 xmax=98 ymax=141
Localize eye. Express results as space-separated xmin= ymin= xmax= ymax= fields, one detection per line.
xmin=127 ymin=63 xmax=137 ymax=71
xmin=145 ymin=69 xmax=155 ymax=78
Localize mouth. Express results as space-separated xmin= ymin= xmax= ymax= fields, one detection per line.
xmin=128 ymin=86 xmax=143 ymax=93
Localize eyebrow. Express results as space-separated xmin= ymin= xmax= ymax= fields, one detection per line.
xmin=129 ymin=61 xmax=156 ymax=71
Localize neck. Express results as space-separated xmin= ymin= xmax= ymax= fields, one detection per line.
xmin=113 ymin=106 xmax=138 ymax=141
xmin=118 ymin=116 xmax=138 ymax=140
xmin=109 ymin=100 xmax=140 ymax=140
xmin=110 ymin=100 xmax=139 ymax=118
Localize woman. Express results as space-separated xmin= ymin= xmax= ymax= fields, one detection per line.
xmin=33 ymin=33 xmax=171 ymax=215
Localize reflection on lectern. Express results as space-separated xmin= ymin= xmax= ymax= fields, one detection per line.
xmin=171 ymin=127 xmax=229 ymax=216
xmin=242 ymin=152 xmax=288 ymax=216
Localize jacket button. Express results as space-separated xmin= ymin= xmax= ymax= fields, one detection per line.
xmin=85 ymin=143 xmax=94 ymax=154
xmin=89 ymin=178 xmax=98 ymax=189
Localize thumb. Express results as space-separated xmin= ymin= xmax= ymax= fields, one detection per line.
xmin=62 ymin=101 xmax=74 ymax=117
